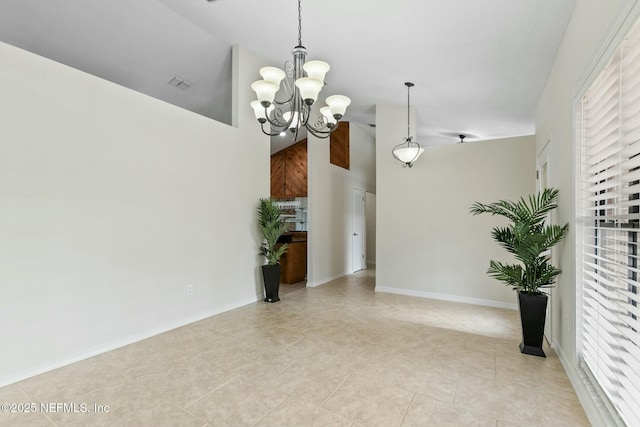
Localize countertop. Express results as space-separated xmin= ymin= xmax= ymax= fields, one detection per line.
xmin=278 ymin=231 xmax=307 ymax=243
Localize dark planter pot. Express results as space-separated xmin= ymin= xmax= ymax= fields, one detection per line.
xmin=518 ymin=291 xmax=548 ymax=357
xmin=261 ymin=264 xmax=281 ymax=303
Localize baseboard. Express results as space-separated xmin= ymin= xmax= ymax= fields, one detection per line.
xmin=553 ymin=341 xmax=624 ymax=427
xmin=0 ymin=296 xmax=259 ymax=387
xmin=307 ymin=271 xmax=349 ymax=287
xmin=375 ymin=286 xmax=518 ymax=310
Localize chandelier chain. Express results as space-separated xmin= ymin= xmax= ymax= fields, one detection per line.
xmin=298 ymin=0 xmax=302 ymax=46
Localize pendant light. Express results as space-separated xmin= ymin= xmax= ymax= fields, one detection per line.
xmin=392 ymin=82 xmax=424 ymax=167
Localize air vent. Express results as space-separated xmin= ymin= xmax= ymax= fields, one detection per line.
xmin=168 ymin=76 xmax=192 ymax=90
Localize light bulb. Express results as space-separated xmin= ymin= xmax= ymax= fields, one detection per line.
xmin=250 ymin=100 xmax=274 ymax=123
xmin=251 ymin=80 xmax=278 ymax=107
xmin=303 ymin=60 xmax=330 ymax=82
xmin=295 ymin=78 xmax=323 ymax=105
xmin=320 ymin=106 xmax=337 ymax=128
xmin=259 ymin=67 xmax=286 ymax=87
xmin=393 ymin=146 xmax=424 ymax=163
xmin=325 ymin=95 xmax=351 ymax=119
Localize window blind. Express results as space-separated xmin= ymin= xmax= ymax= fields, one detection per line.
xmin=578 ymin=18 xmax=640 ymax=427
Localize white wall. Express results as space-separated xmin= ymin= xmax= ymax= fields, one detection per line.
xmin=375 ymin=104 xmax=535 ymax=308
xmin=307 ymin=122 xmax=375 ymax=286
xmin=534 ymin=0 xmax=627 ymax=425
xmin=0 ymin=42 xmax=270 ymax=386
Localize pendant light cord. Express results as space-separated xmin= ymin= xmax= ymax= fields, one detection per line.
xmin=405 ymin=82 xmax=414 ymax=140
xmin=407 ymin=84 xmax=410 ymax=140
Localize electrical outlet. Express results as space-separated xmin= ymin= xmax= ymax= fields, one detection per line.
xmin=187 ymin=284 xmax=193 ymax=296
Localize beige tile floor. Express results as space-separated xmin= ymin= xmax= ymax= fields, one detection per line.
xmin=0 ymin=269 xmax=590 ymax=426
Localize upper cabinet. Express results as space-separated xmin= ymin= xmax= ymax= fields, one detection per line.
xmin=330 ymin=121 xmax=349 ymax=170
xmin=270 ymin=153 xmax=286 ymax=198
xmin=271 ymin=139 xmax=307 ymax=198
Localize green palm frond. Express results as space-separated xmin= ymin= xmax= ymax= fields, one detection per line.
xmin=470 ymin=188 xmax=568 ymax=294
xmin=491 ymin=227 xmax=517 ymax=254
xmin=470 ymin=188 xmax=559 ymax=225
xmin=258 ymin=198 xmax=288 ymax=266
xmin=487 ymin=261 xmax=525 ymax=289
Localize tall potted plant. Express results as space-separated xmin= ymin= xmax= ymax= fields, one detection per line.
xmin=470 ymin=188 xmax=569 ymax=357
xmin=258 ymin=197 xmax=288 ymax=302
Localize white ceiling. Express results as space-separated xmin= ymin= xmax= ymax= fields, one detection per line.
xmin=0 ymin=0 xmax=576 ymax=148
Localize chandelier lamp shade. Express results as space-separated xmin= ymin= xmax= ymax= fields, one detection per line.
xmin=250 ymin=0 xmax=350 ymax=139
xmin=392 ymin=82 xmax=424 ymax=168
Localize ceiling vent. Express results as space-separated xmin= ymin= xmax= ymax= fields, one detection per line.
xmin=168 ymin=76 xmax=192 ymax=90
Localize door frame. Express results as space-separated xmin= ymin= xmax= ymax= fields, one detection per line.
xmin=537 ymin=139 xmax=552 ymax=344
xmin=352 ymin=187 xmax=366 ymax=273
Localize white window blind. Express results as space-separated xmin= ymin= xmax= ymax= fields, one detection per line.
xmin=578 ymin=17 xmax=640 ymax=427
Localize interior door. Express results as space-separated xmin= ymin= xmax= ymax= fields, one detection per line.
xmin=537 ymin=143 xmax=552 ymax=343
xmin=352 ymin=188 xmax=365 ymax=272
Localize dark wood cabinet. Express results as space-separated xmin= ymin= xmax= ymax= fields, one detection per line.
xmin=271 ymin=139 xmax=307 ymax=198
xmin=270 ymin=154 xmax=286 ymax=198
xmin=330 ymin=121 xmax=349 ymax=170
xmin=284 ymin=141 xmax=307 ymax=196
xmin=279 ymin=233 xmax=307 ymax=284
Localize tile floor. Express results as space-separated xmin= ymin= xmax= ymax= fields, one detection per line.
xmin=0 ymin=269 xmax=590 ymax=426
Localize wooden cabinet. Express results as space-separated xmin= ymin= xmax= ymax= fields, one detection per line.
xmin=270 ymin=154 xmax=285 ymax=198
xmin=271 ymin=139 xmax=307 ymax=198
xmin=330 ymin=121 xmax=349 ymax=170
xmin=279 ymin=233 xmax=307 ymax=284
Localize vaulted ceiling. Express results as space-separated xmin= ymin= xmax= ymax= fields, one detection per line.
xmin=0 ymin=0 xmax=576 ymax=148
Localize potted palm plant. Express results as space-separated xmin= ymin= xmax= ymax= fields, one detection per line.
xmin=258 ymin=198 xmax=288 ymax=302
xmin=469 ymin=188 xmax=569 ymax=357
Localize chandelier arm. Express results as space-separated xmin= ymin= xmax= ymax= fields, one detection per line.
xmin=391 ymin=146 xmax=404 ymax=166
xmin=264 ymin=102 xmax=295 ymax=129
xmin=260 ymin=122 xmax=286 ymax=137
xmin=264 ymin=114 xmax=291 ymax=130
xmin=272 ymin=93 xmax=295 ymax=106
xmin=305 ymin=109 xmax=342 ymax=138
xmin=264 ymin=82 xmax=306 ymax=131
xmin=297 ymin=102 xmax=311 ymax=128
xmin=306 ymin=124 xmax=334 ymax=139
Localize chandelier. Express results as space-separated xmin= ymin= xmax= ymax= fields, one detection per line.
xmin=392 ymin=82 xmax=424 ymax=168
xmin=250 ymin=0 xmax=351 ymax=140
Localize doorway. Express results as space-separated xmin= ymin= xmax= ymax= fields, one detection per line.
xmin=352 ymin=188 xmax=366 ymax=272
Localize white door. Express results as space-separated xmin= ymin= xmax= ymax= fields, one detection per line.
xmin=537 ymin=143 xmax=552 ymax=343
xmin=352 ymin=188 xmax=366 ymax=272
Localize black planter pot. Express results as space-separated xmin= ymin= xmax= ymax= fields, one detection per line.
xmin=518 ymin=291 xmax=548 ymax=357
xmin=261 ymin=264 xmax=281 ymax=303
